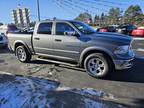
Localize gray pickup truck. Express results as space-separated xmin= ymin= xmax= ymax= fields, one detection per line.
xmin=8 ymin=20 xmax=134 ymax=78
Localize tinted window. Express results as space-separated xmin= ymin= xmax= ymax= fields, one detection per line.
xmin=37 ymin=23 xmax=52 ymax=34
xmin=72 ymin=22 xmax=95 ymax=34
xmin=127 ymin=25 xmax=137 ymax=30
xmin=56 ymin=23 xmax=74 ymax=35
xmin=8 ymin=25 xmax=18 ymax=31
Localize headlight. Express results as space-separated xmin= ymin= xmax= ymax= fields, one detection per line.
xmin=114 ymin=45 xmax=129 ymax=54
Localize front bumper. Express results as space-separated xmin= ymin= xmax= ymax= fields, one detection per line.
xmin=113 ymin=45 xmax=135 ymax=70
xmin=114 ymin=59 xmax=134 ymax=70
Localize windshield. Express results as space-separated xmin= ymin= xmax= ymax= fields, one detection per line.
xmin=72 ymin=21 xmax=96 ymax=34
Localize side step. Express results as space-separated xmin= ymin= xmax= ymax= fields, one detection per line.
xmin=36 ymin=57 xmax=78 ymax=67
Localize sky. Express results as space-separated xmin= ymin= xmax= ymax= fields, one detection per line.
xmin=0 ymin=0 xmax=144 ymax=24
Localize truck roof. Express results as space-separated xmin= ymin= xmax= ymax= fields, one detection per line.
xmin=38 ymin=20 xmax=80 ymax=23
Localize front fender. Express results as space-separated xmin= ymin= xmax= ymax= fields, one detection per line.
xmin=79 ymin=46 xmax=114 ymax=67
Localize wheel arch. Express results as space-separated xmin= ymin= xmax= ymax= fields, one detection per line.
xmin=14 ymin=41 xmax=32 ymax=55
xmin=79 ymin=47 xmax=114 ymax=68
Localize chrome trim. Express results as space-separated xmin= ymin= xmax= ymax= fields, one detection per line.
xmin=133 ymin=37 xmax=144 ymax=40
xmin=36 ymin=57 xmax=77 ymax=67
xmin=114 ymin=59 xmax=133 ymax=70
xmin=35 ymin=47 xmax=80 ymax=54
xmin=36 ymin=53 xmax=76 ymax=61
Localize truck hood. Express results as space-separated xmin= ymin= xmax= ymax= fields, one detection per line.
xmin=87 ymin=32 xmax=132 ymax=45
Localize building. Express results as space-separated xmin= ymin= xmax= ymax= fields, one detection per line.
xmin=11 ymin=8 xmax=30 ymax=28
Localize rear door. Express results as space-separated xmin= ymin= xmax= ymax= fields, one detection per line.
xmin=33 ymin=22 xmax=54 ymax=55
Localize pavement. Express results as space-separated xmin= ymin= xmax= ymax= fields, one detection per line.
xmin=0 ymin=47 xmax=144 ymax=108
xmin=0 ymin=73 xmax=127 ymax=108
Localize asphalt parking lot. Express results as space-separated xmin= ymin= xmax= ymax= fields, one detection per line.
xmin=0 ymin=47 xmax=144 ymax=108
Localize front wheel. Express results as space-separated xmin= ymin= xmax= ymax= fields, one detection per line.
xmin=15 ymin=46 xmax=31 ymax=63
xmin=84 ymin=53 xmax=112 ymax=78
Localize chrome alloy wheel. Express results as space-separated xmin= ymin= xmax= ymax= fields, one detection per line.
xmin=87 ymin=58 xmax=106 ymax=76
xmin=16 ymin=47 xmax=27 ymax=62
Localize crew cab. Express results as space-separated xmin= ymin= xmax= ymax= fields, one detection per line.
xmin=8 ymin=20 xmax=134 ymax=78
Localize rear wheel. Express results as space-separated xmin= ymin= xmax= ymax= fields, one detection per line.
xmin=84 ymin=53 xmax=113 ymax=78
xmin=15 ymin=46 xmax=31 ymax=63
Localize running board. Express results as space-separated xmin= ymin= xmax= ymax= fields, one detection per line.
xmin=36 ymin=57 xmax=78 ymax=67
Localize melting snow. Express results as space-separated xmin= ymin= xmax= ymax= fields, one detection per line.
xmin=0 ymin=74 xmax=126 ymax=108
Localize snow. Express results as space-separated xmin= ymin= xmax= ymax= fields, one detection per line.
xmin=84 ymin=98 xmax=103 ymax=108
xmin=0 ymin=73 xmax=126 ymax=108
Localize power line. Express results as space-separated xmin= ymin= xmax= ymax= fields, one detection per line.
xmin=53 ymin=0 xmax=78 ymax=16
xmin=94 ymin=0 xmax=128 ymax=6
xmin=57 ymin=0 xmax=90 ymax=14
xmin=79 ymin=0 xmax=116 ymax=8
xmin=68 ymin=0 xmax=109 ymax=12
xmin=57 ymin=0 xmax=82 ymax=13
xmin=62 ymin=0 xmax=105 ymax=15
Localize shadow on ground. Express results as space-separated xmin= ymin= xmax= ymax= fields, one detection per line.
xmin=0 ymin=74 xmax=128 ymax=108
xmin=1 ymin=48 xmax=144 ymax=83
xmin=29 ymin=57 xmax=144 ymax=83
xmin=131 ymin=98 xmax=144 ymax=108
xmin=105 ymin=57 xmax=144 ymax=83
xmin=0 ymin=48 xmax=11 ymax=54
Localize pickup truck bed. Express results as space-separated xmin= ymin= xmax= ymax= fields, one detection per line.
xmin=8 ymin=32 xmax=34 ymax=53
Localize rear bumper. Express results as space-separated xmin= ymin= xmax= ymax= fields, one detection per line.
xmin=114 ymin=59 xmax=134 ymax=70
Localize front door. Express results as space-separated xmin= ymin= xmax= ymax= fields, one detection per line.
xmin=52 ymin=22 xmax=81 ymax=61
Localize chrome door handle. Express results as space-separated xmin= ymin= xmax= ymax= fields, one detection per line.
xmin=55 ymin=39 xmax=62 ymax=42
xmin=34 ymin=37 xmax=40 ymax=40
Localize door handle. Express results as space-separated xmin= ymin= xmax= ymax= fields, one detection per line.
xmin=34 ymin=37 xmax=40 ymax=40
xmin=55 ymin=39 xmax=62 ymax=42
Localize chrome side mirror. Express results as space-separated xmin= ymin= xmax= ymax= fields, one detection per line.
xmin=64 ymin=31 xmax=78 ymax=36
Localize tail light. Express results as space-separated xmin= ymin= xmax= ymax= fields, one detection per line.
xmin=99 ymin=28 xmax=108 ymax=32
xmin=131 ymin=29 xmax=144 ymax=37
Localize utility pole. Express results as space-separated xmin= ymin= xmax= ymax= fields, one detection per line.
xmin=37 ymin=0 xmax=40 ymax=21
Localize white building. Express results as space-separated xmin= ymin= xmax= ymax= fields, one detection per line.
xmin=12 ymin=8 xmax=30 ymax=28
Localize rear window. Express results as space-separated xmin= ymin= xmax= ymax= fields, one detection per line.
xmin=37 ymin=23 xmax=53 ymax=34
xmin=8 ymin=25 xmax=18 ymax=31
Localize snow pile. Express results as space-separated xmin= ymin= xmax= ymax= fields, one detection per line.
xmin=0 ymin=74 xmax=127 ymax=108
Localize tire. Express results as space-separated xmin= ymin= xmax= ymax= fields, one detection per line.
xmin=84 ymin=53 xmax=112 ymax=78
xmin=15 ymin=45 xmax=31 ymax=63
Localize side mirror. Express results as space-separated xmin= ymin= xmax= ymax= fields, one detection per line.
xmin=64 ymin=31 xmax=79 ymax=37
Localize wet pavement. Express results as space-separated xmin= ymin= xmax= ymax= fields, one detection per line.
xmin=0 ymin=48 xmax=144 ymax=108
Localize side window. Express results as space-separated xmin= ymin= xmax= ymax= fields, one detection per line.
xmin=37 ymin=22 xmax=52 ymax=34
xmin=56 ymin=23 xmax=75 ymax=35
